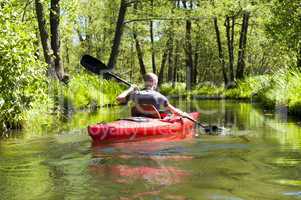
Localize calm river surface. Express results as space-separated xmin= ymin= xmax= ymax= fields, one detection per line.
xmin=1 ymin=100 xmax=301 ymax=200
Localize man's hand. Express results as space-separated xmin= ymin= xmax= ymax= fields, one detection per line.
xmin=116 ymin=85 xmax=139 ymax=104
xmin=130 ymin=84 xmax=139 ymax=91
xmin=179 ymin=111 xmax=191 ymax=119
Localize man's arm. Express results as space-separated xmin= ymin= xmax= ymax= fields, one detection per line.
xmin=116 ymin=86 xmax=136 ymax=104
xmin=166 ymin=103 xmax=190 ymax=117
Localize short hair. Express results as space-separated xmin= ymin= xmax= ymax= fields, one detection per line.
xmin=144 ymin=73 xmax=158 ymax=85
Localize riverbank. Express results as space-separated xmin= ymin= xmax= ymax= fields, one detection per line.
xmin=160 ymin=69 xmax=301 ymax=117
xmin=0 ymin=73 xmax=124 ymax=134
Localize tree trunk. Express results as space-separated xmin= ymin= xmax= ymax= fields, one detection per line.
xmin=133 ymin=32 xmax=147 ymax=77
xmin=214 ymin=17 xmax=228 ymax=86
xmin=34 ymin=0 xmax=55 ymax=77
xmin=193 ymin=49 xmax=198 ymax=85
xmin=50 ymin=0 xmax=64 ymax=80
xmin=107 ymin=0 xmax=127 ymax=70
xmin=236 ymin=12 xmax=250 ymax=80
xmin=183 ymin=0 xmax=193 ymax=90
xmin=225 ymin=16 xmax=235 ymax=83
xmin=167 ymin=27 xmax=174 ymax=82
xmin=173 ymin=39 xmax=180 ymax=87
xmin=193 ymin=25 xmax=201 ymax=85
xmin=65 ymin=43 xmax=70 ymax=65
xmin=149 ymin=0 xmax=157 ymax=74
xmin=132 ymin=2 xmax=146 ymax=77
xmin=158 ymin=39 xmax=170 ymax=86
xmin=185 ymin=20 xmax=193 ymax=90
xmin=297 ymin=44 xmax=301 ymax=69
xmin=150 ymin=20 xmax=157 ymax=74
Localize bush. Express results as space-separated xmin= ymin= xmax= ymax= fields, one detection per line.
xmin=160 ymin=82 xmax=186 ymax=96
xmin=0 ymin=1 xmax=47 ymax=131
xmin=52 ymin=73 xmax=125 ymax=111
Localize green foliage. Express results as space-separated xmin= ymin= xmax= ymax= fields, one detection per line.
xmin=0 ymin=0 xmax=47 ymax=131
xmin=61 ymin=73 xmax=124 ymax=110
xmin=192 ymin=83 xmax=224 ymax=96
xmin=267 ymin=0 xmax=301 ymax=53
xmin=23 ymin=73 xmax=125 ymax=135
xmin=265 ymin=0 xmax=301 ymax=68
xmin=160 ymin=82 xmax=186 ymax=96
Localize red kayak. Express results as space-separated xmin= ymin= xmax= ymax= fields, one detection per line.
xmin=88 ymin=112 xmax=200 ymax=143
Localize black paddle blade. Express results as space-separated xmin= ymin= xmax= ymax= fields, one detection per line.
xmin=202 ymin=125 xmax=226 ymax=135
xmin=80 ymin=55 xmax=110 ymax=75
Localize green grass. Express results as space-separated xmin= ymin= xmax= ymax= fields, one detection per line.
xmin=22 ymin=72 xmax=125 ymax=135
xmin=61 ymin=74 xmax=124 ymax=110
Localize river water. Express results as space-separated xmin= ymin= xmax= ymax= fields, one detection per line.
xmin=1 ymin=100 xmax=301 ymax=200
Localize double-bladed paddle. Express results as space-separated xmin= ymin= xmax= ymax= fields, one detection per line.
xmin=80 ymin=54 xmax=226 ymax=134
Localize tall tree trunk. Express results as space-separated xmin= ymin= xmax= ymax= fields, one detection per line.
xmin=34 ymin=0 xmax=55 ymax=77
xmin=193 ymin=23 xmax=201 ymax=85
xmin=167 ymin=27 xmax=174 ymax=82
xmin=158 ymin=39 xmax=170 ymax=86
xmin=107 ymin=0 xmax=127 ymax=70
xmin=173 ymin=39 xmax=180 ymax=87
xmin=133 ymin=32 xmax=147 ymax=77
xmin=133 ymin=2 xmax=146 ymax=77
xmin=236 ymin=12 xmax=250 ymax=80
xmin=65 ymin=42 xmax=70 ymax=65
xmin=297 ymin=44 xmax=301 ymax=69
xmin=130 ymin=41 xmax=135 ymax=82
xmin=150 ymin=20 xmax=157 ymax=74
xmin=185 ymin=20 xmax=193 ymax=90
xmin=149 ymin=0 xmax=157 ymax=74
xmin=214 ymin=17 xmax=228 ymax=86
xmin=225 ymin=16 xmax=235 ymax=83
xmin=34 ymin=30 xmax=40 ymax=60
xmin=50 ymin=0 xmax=64 ymax=80
xmin=183 ymin=0 xmax=193 ymax=90
xmin=193 ymin=48 xmax=198 ymax=84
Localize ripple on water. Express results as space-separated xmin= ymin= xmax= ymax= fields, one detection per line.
xmin=275 ymin=179 xmax=301 ymax=186
xmin=283 ymin=191 xmax=301 ymax=198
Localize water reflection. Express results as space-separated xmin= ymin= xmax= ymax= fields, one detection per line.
xmin=1 ymin=100 xmax=301 ymax=199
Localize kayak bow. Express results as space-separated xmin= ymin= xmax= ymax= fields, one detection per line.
xmin=88 ymin=112 xmax=200 ymax=143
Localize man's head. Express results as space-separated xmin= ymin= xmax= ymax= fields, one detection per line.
xmin=144 ymin=72 xmax=158 ymax=90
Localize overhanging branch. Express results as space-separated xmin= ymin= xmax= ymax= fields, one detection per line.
xmin=124 ymin=16 xmax=208 ymax=24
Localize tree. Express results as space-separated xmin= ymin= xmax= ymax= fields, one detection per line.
xmin=158 ymin=39 xmax=170 ymax=85
xmin=149 ymin=0 xmax=157 ymax=74
xmin=1 ymin=0 xmax=45 ymax=130
xmin=50 ymin=0 xmax=65 ymax=80
xmin=214 ymin=17 xmax=228 ymax=86
xmin=107 ymin=0 xmax=128 ymax=70
xmin=133 ymin=32 xmax=147 ymax=77
xmin=236 ymin=11 xmax=250 ymax=80
xmin=182 ymin=0 xmax=194 ymax=90
xmin=225 ymin=15 xmax=235 ymax=83
xmin=267 ymin=0 xmax=301 ymax=68
xmin=133 ymin=2 xmax=146 ymax=77
xmin=35 ymin=0 xmax=55 ymax=77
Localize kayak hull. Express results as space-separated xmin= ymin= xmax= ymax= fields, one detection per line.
xmin=88 ymin=112 xmax=200 ymax=144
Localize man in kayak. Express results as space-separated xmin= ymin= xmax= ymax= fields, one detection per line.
xmin=116 ymin=72 xmax=190 ymax=118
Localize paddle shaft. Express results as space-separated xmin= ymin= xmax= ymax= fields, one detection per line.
xmin=183 ymin=115 xmax=206 ymax=128
xmin=106 ymin=72 xmax=132 ymax=87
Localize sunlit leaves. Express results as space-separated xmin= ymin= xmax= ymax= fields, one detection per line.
xmin=266 ymin=0 xmax=301 ymax=63
xmin=0 ymin=0 xmax=46 ymax=130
